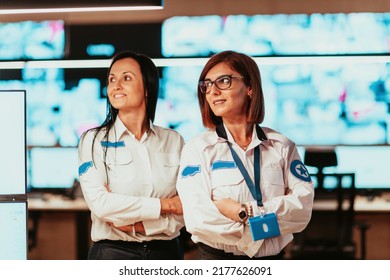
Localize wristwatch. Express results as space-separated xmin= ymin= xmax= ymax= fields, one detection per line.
xmin=238 ymin=204 xmax=248 ymax=222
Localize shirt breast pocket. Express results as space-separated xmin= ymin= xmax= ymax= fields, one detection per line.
xmin=106 ymin=150 xmax=136 ymax=183
xmin=211 ymin=168 xmax=244 ymax=201
xmin=261 ymin=168 xmax=285 ymax=199
xmin=156 ymin=153 xmax=180 ymax=185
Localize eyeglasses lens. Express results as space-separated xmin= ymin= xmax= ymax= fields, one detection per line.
xmin=199 ymin=76 xmax=232 ymax=94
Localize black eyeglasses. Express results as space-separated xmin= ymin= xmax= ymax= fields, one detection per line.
xmin=198 ymin=74 xmax=244 ymax=94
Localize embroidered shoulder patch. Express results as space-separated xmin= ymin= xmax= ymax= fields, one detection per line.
xmin=79 ymin=161 xmax=93 ymax=176
xmin=181 ymin=165 xmax=201 ymax=178
xmin=290 ymin=160 xmax=311 ymax=182
xmin=211 ymin=160 xmax=236 ymax=171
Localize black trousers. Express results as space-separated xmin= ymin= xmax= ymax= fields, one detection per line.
xmin=197 ymin=242 xmax=285 ymax=260
xmin=88 ymin=237 xmax=184 ymax=260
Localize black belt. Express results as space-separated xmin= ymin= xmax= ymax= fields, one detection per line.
xmin=198 ymin=242 xmax=285 ymax=260
xmin=96 ymin=237 xmax=179 ymax=250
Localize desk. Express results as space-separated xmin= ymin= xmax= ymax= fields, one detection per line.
xmin=28 ymin=195 xmax=90 ymax=260
xmin=313 ymin=195 xmax=390 ymax=212
xmin=29 ymin=194 xmax=390 ymax=212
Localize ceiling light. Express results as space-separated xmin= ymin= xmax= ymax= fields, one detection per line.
xmin=0 ymin=0 xmax=163 ymax=14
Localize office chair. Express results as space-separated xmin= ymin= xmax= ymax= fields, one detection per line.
xmin=290 ymin=149 xmax=369 ymax=259
xmin=303 ymin=148 xmax=338 ymax=190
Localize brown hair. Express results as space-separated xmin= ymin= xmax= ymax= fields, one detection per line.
xmin=198 ymin=50 xmax=265 ymax=129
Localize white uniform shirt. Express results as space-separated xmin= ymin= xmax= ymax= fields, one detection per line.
xmin=78 ymin=117 xmax=185 ymax=242
xmin=177 ymin=124 xmax=314 ymax=258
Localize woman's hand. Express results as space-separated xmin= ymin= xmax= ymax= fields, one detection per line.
xmin=160 ymin=195 xmax=183 ymax=215
xmin=213 ymin=198 xmax=241 ymax=222
xmin=107 ymin=221 xmax=145 ymax=234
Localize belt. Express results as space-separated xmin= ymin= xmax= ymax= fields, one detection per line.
xmin=96 ymin=238 xmax=179 ymax=250
xmin=198 ymin=242 xmax=285 ymax=260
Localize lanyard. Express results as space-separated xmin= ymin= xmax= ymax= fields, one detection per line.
xmin=228 ymin=143 xmax=263 ymax=207
xmin=215 ymin=123 xmax=267 ymax=208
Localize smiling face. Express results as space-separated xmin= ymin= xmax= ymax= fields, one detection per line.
xmin=204 ymin=62 xmax=252 ymax=122
xmin=107 ymin=57 xmax=146 ymax=115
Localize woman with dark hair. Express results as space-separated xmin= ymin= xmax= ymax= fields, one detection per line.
xmin=78 ymin=51 xmax=185 ymax=260
xmin=177 ymin=50 xmax=314 ymax=259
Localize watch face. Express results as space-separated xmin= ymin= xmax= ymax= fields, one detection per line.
xmin=239 ymin=209 xmax=247 ymax=220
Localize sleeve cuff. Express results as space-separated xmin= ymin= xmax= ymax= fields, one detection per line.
xmin=142 ymin=216 xmax=169 ymax=236
xmin=237 ymin=225 xmax=264 ymax=258
xmin=141 ymin=197 xmax=161 ymax=220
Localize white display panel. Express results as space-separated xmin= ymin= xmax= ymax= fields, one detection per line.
xmin=302 ymin=146 xmax=390 ymax=190
xmin=29 ymin=147 xmax=78 ymax=190
xmin=0 ymin=202 xmax=27 ymax=260
xmin=335 ymin=146 xmax=390 ymax=190
xmin=0 ymin=90 xmax=26 ymax=195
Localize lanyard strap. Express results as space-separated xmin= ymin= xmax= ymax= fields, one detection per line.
xmin=228 ymin=143 xmax=263 ymax=207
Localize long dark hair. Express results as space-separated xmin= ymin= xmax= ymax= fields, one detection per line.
xmin=100 ymin=50 xmax=159 ymax=133
xmin=80 ymin=51 xmax=160 ymax=175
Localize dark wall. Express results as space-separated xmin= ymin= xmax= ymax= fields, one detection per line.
xmin=66 ymin=23 xmax=162 ymax=59
xmin=64 ymin=23 xmax=162 ymax=91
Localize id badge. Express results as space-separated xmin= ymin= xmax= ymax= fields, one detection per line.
xmin=248 ymin=213 xmax=281 ymax=241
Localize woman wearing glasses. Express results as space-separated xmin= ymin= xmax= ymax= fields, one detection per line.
xmin=177 ymin=50 xmax=314 ymax=259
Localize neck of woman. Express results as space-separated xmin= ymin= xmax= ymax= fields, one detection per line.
xmin=224 ymin=121 xmax=253 ymax=151
xmin=118 ymin=111 xmax=149 ymax=141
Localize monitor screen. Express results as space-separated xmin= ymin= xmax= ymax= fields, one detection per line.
xmin=0 ymin=90 xmax=26 ymax=195
xmin=335 ymin=146 xmax=390 ymax=190
xmin=0 ymin=201 xmax=27 ymax=260
xmin=28 ymin=147 xmax=78 ymax=191
xmin=0 ymin=74 xmax=107 ymax=147
xmin=0 ymin=20 xmax=65 ymax=60
xmin=162 ymin=13 xmax=390 ymax=57
xmin=303 ymin=146 xmax=390 ymax=190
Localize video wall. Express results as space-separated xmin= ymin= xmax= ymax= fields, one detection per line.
xmin=0 ymin=14 xmax=390 ymax=191
xmin=160 ymin=13 xmax=390 ymax=145
xmin=159 ymin=62 xmax=390 ymax=146
xmin=162 ymin=13 xmax=390 ymax=57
